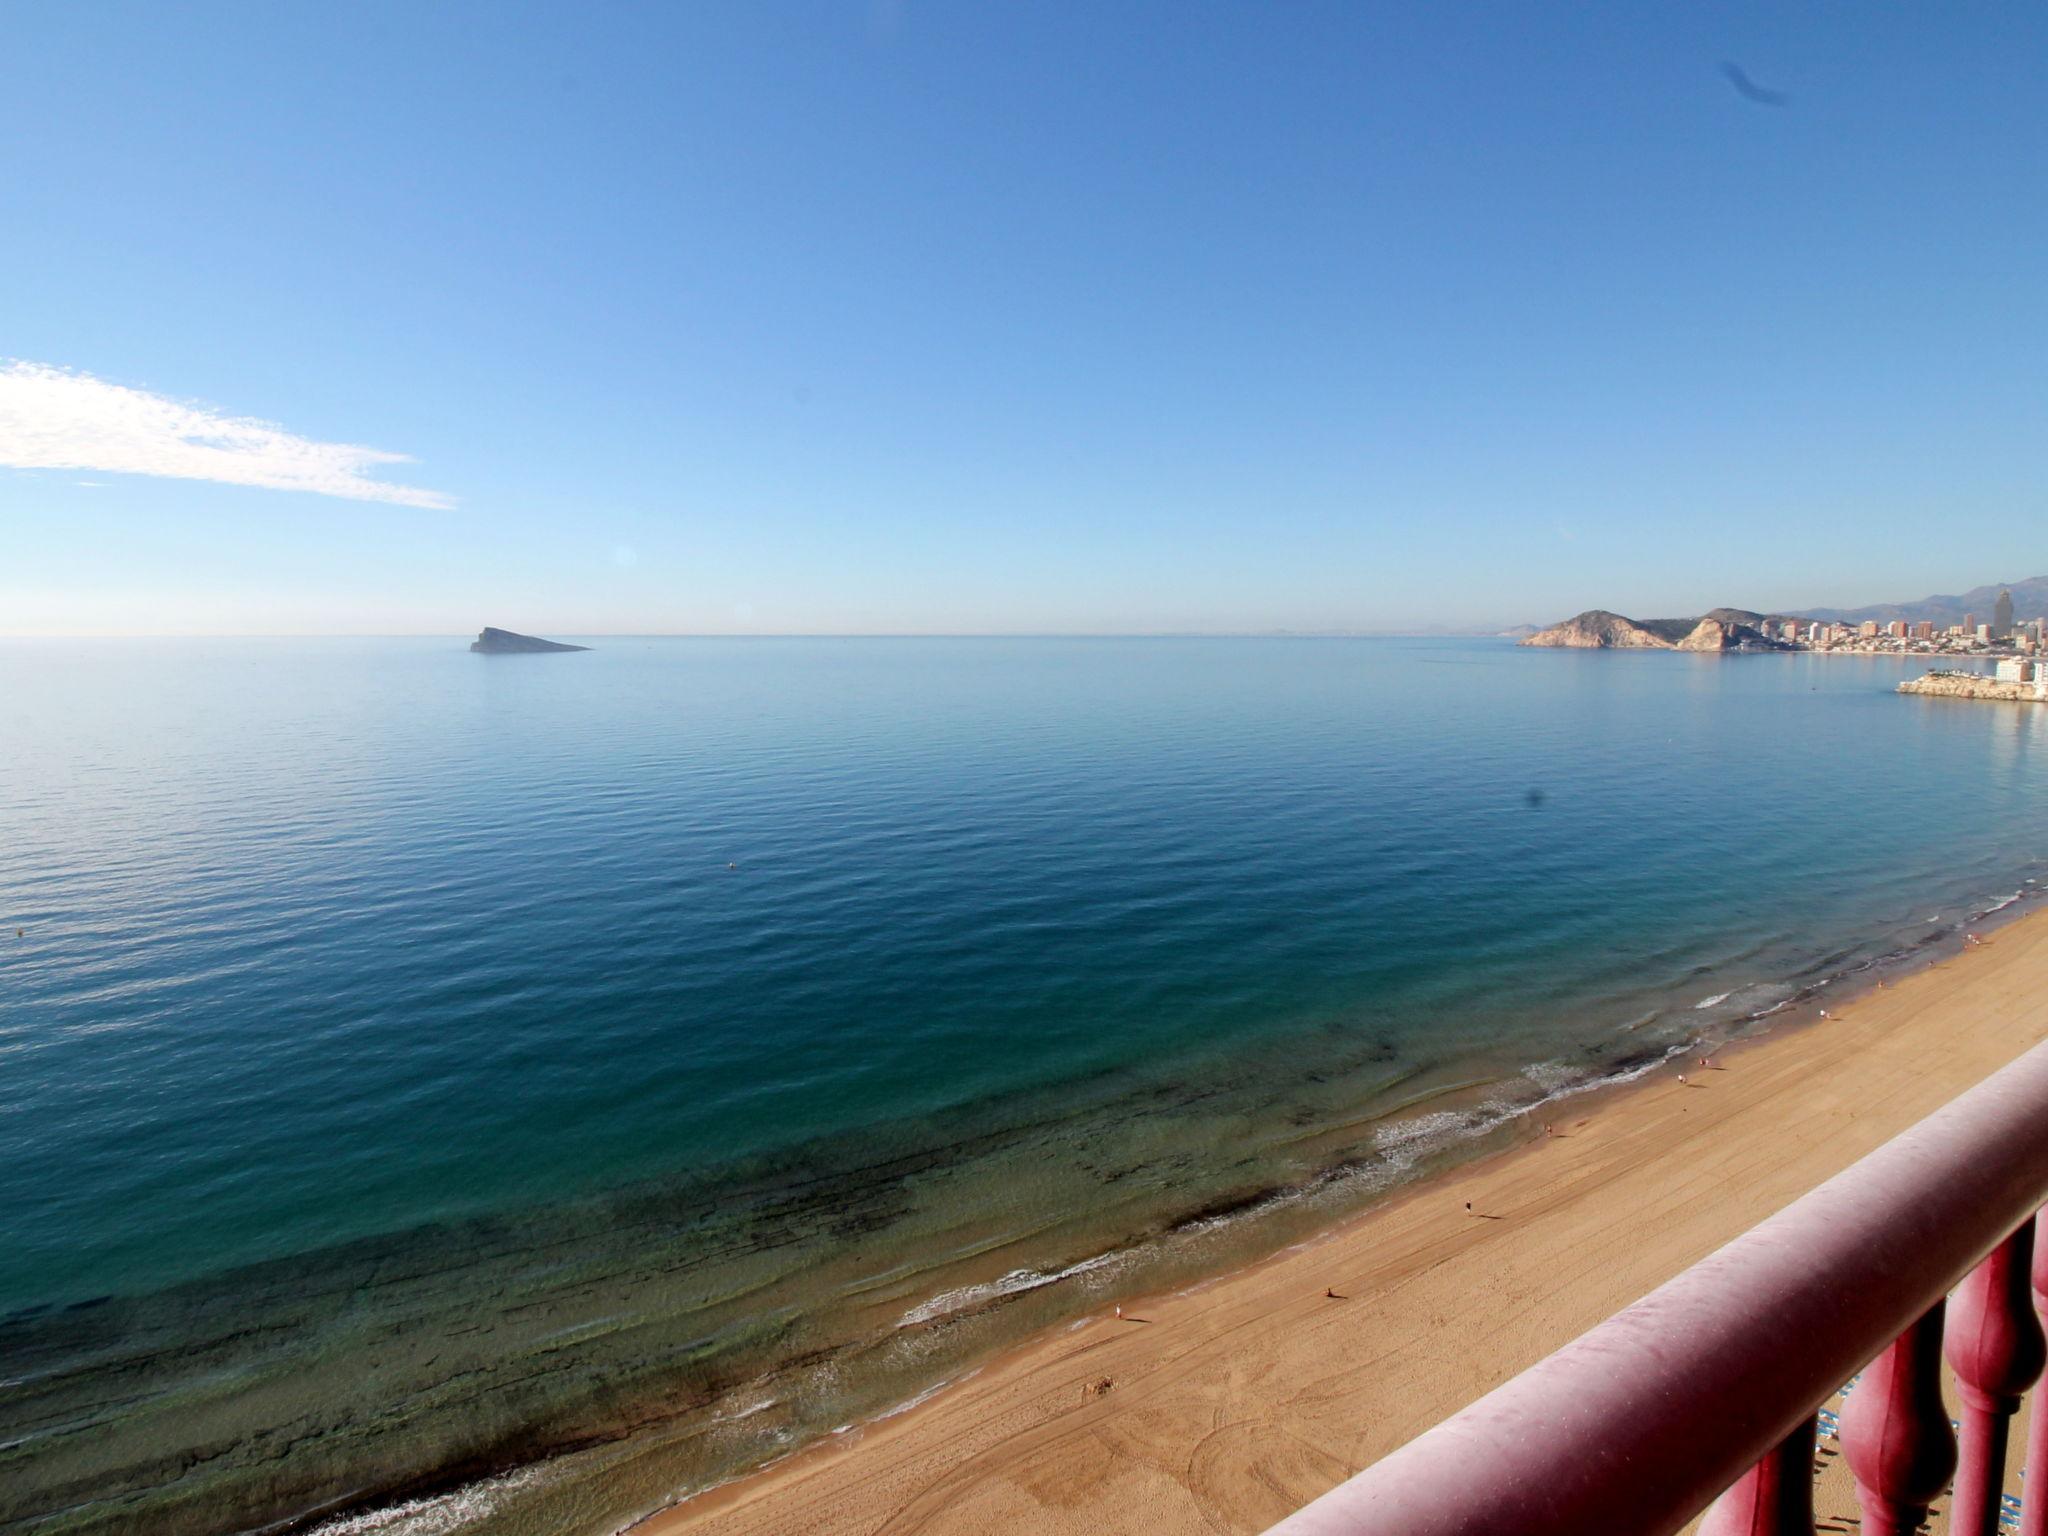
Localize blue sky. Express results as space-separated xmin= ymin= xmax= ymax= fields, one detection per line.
xmin=2 ymin=2 xmax=2043 ymax=635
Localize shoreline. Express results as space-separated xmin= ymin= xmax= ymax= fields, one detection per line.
xmin=637 ymin=898 xmax=2048 ymax=1536
xmin=271 ymin=877 xmax=2041 ymax=1536
xmin=30 ymin=885 xmax=2030 ymax=1536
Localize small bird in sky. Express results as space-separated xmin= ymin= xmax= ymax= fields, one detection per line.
xmin=1720 ymin=62 xmax=1790 ymax=107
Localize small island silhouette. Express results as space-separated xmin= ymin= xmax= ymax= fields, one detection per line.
xmin=469 ymin=627 xmax=589 ymax=654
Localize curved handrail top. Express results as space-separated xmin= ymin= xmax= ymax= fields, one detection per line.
xmin=1266 ymin=1035 xmax=2048 ymax=1536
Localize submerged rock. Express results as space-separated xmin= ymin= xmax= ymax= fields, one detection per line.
xmin=469 ymin=627 xmax=590 ymax=654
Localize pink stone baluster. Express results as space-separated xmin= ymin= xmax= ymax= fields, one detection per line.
xmin=1700 ymin=1414 xmax=1818 ymax=1536
xmin=2020 ymin=1214 xmax=2048 ymax=1536
xmin=1841 ymin=1301 xmax=1958 ymax=1536
xmin=1948 ymin=1220 xmax=2046 ymax=1536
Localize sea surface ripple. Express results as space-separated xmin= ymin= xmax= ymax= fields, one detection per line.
xmin=1 ymin=637 xmax=2041 ymax=1534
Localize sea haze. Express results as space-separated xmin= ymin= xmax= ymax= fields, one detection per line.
xmin=2 ymin=636 xmax=2042 ymax=1535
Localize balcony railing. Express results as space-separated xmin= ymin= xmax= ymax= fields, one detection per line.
xmin=1262 ymin=1036 xmax=2048 ymax=1536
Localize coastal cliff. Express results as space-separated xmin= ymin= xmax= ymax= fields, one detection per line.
xmin=1677 ymin=614 xmax=1785 ymax=651
xmin=1899 ymin=673 xmax=2045 ymax=703
xmin=1522 ymin=607 xmax=1789 ymax=651
xmin=1519 ymin=610 xmax=1674 ymax=648
xmin=470 ymin=627 xmax=590 ymax=654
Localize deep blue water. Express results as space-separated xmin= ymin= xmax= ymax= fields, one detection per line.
xmin=2 ymin=637 xmax=2043 ymax=1534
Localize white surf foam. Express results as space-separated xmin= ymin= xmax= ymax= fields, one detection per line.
xmin=896 ymin=1249 xmax=1131 ymax=1328
xmin=307 ymin=1466 xmax=544 ymax=1536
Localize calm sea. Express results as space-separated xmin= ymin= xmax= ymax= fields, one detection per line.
xmin=3 ymin=637 xmax=2043 ymax=1534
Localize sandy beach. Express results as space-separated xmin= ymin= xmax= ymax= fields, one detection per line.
xmin=645 ymin=903 xmax=2048 ymax=1536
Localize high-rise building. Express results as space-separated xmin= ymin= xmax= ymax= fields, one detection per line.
xmin=1994 ymin=589 xmax=2014 ymax=639
xmin=1964 ymin=613 xmax=1976 ymax=633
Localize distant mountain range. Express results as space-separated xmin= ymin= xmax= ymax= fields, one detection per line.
xmin=1787 ymin=576 xmax=2048 ymax=628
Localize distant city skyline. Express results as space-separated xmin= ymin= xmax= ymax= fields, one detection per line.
xmin=3 ymin=3 xmax=2045 ymax=636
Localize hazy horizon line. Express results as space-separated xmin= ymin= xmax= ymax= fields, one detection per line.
xmin=0 ymin=627 xmax=1532 ymax=641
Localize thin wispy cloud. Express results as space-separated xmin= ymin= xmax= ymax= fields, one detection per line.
xmin=0 ymin=361 xmax=453 ymax=508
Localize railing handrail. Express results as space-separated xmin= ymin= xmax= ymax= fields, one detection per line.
xmin=1264 ymin=1036 xmax=2048 ymax=1536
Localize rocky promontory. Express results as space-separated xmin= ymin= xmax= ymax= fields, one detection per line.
xmin=469 ymin=627 xmax=590 ymax=654
xmin=1898 ymin=672 xmax=2045 ymax=703
xmin=1518 ymin=610 xmax=1675 ymax=649
xmin=1521 ymin=607 xmax=1791 ymax=652
xmin=1675 ymin=612 xmax=1786 ymax=651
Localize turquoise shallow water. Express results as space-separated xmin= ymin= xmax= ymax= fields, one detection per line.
xmin=2 ymin=637 xmax=2044 ymax=1534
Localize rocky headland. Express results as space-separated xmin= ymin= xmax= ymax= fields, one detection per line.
xmin=1898 ymin=672 xmax=2045 ymax=704
xmin=469 ymin=627 xmax=590 ymax=654
xmin=1520 ymin=607 xmax=1791 ymax=652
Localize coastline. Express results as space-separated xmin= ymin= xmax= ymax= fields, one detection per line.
xmin=639 ymin=899 xmax=2048 ymax=1536
xmin=26 ymin=888 xmax=2034 ymax=1536
xmin=17 ymin=634 xmax=2047 ymax=1536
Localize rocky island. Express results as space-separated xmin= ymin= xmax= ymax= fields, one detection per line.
xmin=469 ymin=627 xmax=590 ymax=654
xmin=1520 ymin=608 xmax=1791 ymax=652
